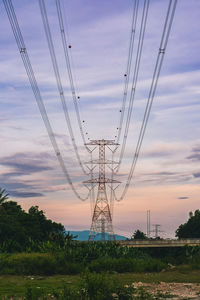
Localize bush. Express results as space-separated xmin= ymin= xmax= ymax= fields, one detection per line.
xmin=0 ymin=253 xmax=56 ymax=275
xmin=0 ymin=252 xmax=166 ymax=275
xmin=79 ymin=272 xmax=115 ymax=300
xmin=88 ymin=256 xmax=166 ymax=273
xmin=25 ymin=285 xmax=46 ymax=300
xmin=0 ymin=252 xmax=85 ymax=275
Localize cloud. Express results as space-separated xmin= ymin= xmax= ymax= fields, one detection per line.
xmin=0 ymin=0 xmax=200 ymax=237
xmin=133 ymin=168 xmax=194 ymax=187
xmin=177 ymin=197 xmax=189 ymax=200
xmin=0 ymin=152 xmax=55 ymax=199
xmin=0 ymin=152 xmax=53 ymax=175
xmin=187 ymin=146 xmax=200 ymax=161
xmin=147 ymin=172 xmax=177 ymax=176
xmin=187 ymin=154 xmax=200 ymax=161
xmin=9 ymin=191 xmax=44 ymax=198
xmin=193 ymin=173 xmax=200 ymax=178
xmin=0 ymin=150 xmax=88 ymax=200
xmin=0 ymin=181 xmax=32 ymax=191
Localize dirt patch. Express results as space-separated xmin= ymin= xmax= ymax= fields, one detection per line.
xmin=133 ymin=282 xmax=200 ymax=299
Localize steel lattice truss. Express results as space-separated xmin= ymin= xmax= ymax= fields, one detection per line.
xmin=83 ymin=140 xmax=120 ymax=241
xmin=3 ymin=0 xmax=178 ymax=240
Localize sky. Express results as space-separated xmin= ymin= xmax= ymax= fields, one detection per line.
xmin=0 ymin=0 xmax=200 ymax=238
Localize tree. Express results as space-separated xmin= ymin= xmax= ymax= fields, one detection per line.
xmin=0 ymin=188 xmax=65 ymax=251
xmin=176 ymin=210 xmax=200 ymax=238
xmin=132 ymin=229 xmax=147 ymax=240
xmin=0 ymin=188 xmax=9 ymax=205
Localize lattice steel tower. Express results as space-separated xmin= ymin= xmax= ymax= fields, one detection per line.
xmin=83 ymin=139 xmax=120 ymax=241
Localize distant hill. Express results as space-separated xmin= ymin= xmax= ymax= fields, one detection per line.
xmin=68 ymin=230 xmax=127 ymax=241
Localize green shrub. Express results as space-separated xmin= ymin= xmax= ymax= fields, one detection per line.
xmin=54 ymin=252 xmax=84 ymax=274
xmin=0 ymin=251 xmax=166 ymax=275
xmin=0 ymin=252 xmax=85 ymax=275
xmin=0 ymin=253 xmax=56 ymax=275
xmin=25 ymin=285 xmax=46 ymax=300
xmin=79 ymin=272 xmax=115 ymax=300
xmin=115 ymin=284 xmax=135 ymax=300
xmin=88 ymin=256 xmax=166 ymax=273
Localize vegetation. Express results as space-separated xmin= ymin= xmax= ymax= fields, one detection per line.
xmin=1 ymin=243 xmax=200 ymax=276
xmin=0 ymin=188 xmax=9 ymax=204
xmin=0 ymin=269 xmax=200 ymax=300
xmin=0 ymin=248 xmax=167 ymax=275
xmin=1 ymin=269 xmax=200 ymax=299
xmin=0 ymin=196 xmax=65 ymax=252
xmin=1 ymin=189 xmax=200 ymax=298
xmin=176 ymin=209 xmax=200 ymax=238
xmin=131 ymin=230 xmax=147 ymax=240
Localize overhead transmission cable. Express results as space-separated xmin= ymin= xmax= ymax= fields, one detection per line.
xmin=61 ymin=0 xmax=81 ymax=104
xmin=114 ymin=0 xmax=177 ymax=201
xmin=3 ymin=0 xmax=89 ymax=201
xmin=38 ymin=0 xmax=89 ymax=175
xmin=115 ymin=0 xmax=139 ymax=143
xmin=115 ymin=0 xmax=150 ymax=173
xmin=55 ymin=0 xmax=90 ymax=151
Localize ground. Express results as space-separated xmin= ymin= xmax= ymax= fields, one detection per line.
xmin=0 ymin=269 xmax=200 ymax=298
xmin=134 ymin=282 xmax=200 ymax=299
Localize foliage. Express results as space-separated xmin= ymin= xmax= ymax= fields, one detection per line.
xmin=22 ymin=273 xmax=153 ymax=300
xmin=79 ymin=272 xmax=115 ymax=300
xmin=25 ymin=285 xmax=46 ymax=300
xmin=176 ymin=209 xmax=200 ymax=238
xmin=88 ymin=256 xmax=166 ymax=273
xmin=115 ymin=284 xmax=136 ymax=300
xmin=131 ymin=230 xmax=148 ymax=240
xmin=0 ymin=252 xmax=84 ymax=275
xmin=0 ymin=188 xmax=9 ymax=204
xmin=1 ymin=190 xmax=200 ymax=280
xmin=0 ymin=192 xmax=66 ymax=252
xmin=1 ymin=273 xmax=176 ymax=299
xmin=0 ymin=251 xmax=167 ymax=275
xmin=1 ymin=269 xmax=200 ymax=299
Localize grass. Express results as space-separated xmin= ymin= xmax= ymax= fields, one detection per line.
xmin=0 ymin=269 xmax=200 ymax=298
xmin=0 ymin=275 xmax=78 ymax=297
xmin=0 ymin=252 xmax=166 ymax=275
xmin=112 ymin=269 xmax=200 ymax=284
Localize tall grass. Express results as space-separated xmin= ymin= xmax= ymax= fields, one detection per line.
xmin=0 ymin=252 xmax=166 ymax=275
xmin=1 ymin=242 xmax=199 ymax=275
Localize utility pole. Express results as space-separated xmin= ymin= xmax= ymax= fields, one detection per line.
xmin=83 ymin=139 xmax=120 ymax=241
xmin=147 ymin=210 xmax=151 ymax=238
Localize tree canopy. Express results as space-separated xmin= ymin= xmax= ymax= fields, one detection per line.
xmin=0 ymin=188 xmax=9 ymax=204
xmin=0 ymin=190 xmax=65 ymax=252
xmin=176 ymin=210 xmax=200 ymax=238
xmin=132 ymin=229 xmax=147 ymax=240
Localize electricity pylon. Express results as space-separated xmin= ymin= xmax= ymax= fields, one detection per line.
xmin=83 ymin=139 xmax=120 ymax=241
xmin=151 ymin=224 xmax=163 ymax=238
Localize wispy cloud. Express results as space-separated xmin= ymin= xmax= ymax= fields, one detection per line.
xmin=0 ymin=0 xmax=199 ymax=236
xmin=9 ymin=191 xmax=44 ymax=198
xmin=0 ymin=152 xmax=53 ymax=175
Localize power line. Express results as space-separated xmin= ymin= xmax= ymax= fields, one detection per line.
xmin=3 ymin=0 xmax=90 ymax=201
xmin=3 ymin=0 xmax=177 ymax=205
xmin=115 ymin=0 xmax=139 ymax=143
xmin=115 ymin=0 xmax=150 ymax=173
xmin=115 ymin=0 xmax=177 ymax=201
xmin=61 ymin=0 xmax=81 ymax=103
xmin=55 ymin=0 xmax=91 ymax=151
xmin=39 ymin=0 xmax=89 ymax=175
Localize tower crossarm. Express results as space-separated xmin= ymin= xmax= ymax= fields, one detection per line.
xmin=85 ymin=139 xmax=119 ymax=146
xmin=85 ymin=159 xmax=118 ymax=165
xmin=83 ymin=178 xmax=121 ymax=184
